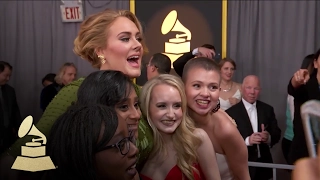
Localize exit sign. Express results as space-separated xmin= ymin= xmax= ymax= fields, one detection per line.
xmin=60 ymin=4 xmax=84 ymax=22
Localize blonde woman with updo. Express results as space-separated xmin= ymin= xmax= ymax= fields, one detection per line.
xmin=139 ymin=74 xmax=221 ymax=180
xmin=1 ymin=9 xmax=153 ymax=174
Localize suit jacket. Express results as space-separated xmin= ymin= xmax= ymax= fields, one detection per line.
xmin=0 ymin=84 xmax=21 ymax=153
xmin=287 ymin=74 xmax=320 ymax=164
xmin=226 ymin=100 xmax=281 ymax=179
xmin=172 ymin=51 xmax=195 ymax=77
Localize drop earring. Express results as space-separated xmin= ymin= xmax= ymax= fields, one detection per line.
xmin=98 ymin=55 xmax=106 ymax=64
xmin=212 ymin=99 xmax=220 ymax=113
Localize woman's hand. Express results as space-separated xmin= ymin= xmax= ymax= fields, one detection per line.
xmin=292 ymin=145 xmax=320 ymax=180
xmin=291 ymin=69 xmax=310 ymax=88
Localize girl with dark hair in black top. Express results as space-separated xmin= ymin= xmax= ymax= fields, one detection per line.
xmin=288 ymin=49 xmax=320 ymax=164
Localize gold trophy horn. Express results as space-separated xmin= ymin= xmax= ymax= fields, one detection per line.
xmin=161 ymin=10 xmax=192 ymax=67
xmin=161 ymin=10 xmax=191 ymax=41
xmin=11 ymin=116 xmax=55 ymax=172
xmin=18 ymin=116 xmax=46 ymax=145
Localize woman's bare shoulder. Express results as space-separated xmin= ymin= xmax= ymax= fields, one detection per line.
xmin=193 ymin=128 xmax=208 ymax=139
xmin=212 ymin=110 xmax=239 ymax=138
xmin=216 ymin=109 xmax=237 ymax=127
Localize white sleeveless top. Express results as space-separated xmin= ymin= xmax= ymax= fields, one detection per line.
xmin=216 ymin=153 xmax=234 ymax=180
xmin=219 ymin=89 xmax=241 ymax=110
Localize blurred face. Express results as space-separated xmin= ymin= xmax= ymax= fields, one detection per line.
xmin=314 ymin=56 xmax=320 ymax=71
xmin=62 ymin=66 xmax=77 ymax=85
xmin=99 ymin=17 xmax=143 ymax=79
xmin=149 ymin=84 xmax=182 ymax=134
xmin=95 ymin=113 xmax=139 ymax=180
xmin=241 ymin=77 xmax=261 ymax=104
xmin=115 ymin=87 xmax=141 ymax=138
xmin=220 ymin=62 xmax=235 ymax=81
xmin=0 ymin=66 xmax=11 ymax=85
xmin=146 ymin=57 xmax=158 ymax=80
xmin=185 ymin=68 xmax=220 ymax=116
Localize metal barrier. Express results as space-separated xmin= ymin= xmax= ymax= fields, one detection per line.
xmin=248 ymin=162 xmax=295 ymax=180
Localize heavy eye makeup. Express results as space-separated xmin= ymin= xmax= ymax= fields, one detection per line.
xmin=118 ymin=32 xmax=142 ymax=42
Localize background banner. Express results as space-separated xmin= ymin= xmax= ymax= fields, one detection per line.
xmin=134 ymin=1 xmax=223 ymax=85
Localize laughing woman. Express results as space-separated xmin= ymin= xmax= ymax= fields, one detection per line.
xmin=2 ymin=9 xmax=153 ymax=172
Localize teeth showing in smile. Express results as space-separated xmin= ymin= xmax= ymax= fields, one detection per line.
xmin=196 ymin=100 xmax=209 ymax=105
xmin=130 ymin=164 xmax=136 ymax=169
xmin=128 ymin=56 xmax=139 ymax=60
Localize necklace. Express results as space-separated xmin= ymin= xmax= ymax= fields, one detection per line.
xmin=222 ymin=82 xmax=233 ymax=92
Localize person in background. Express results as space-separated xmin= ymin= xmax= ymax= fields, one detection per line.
xmin=226 ymin=75 xmax=281 ymax=180
xmin=282 ymin=54 xmax=314 ymax=163
xmin=46 ymin=104 xmax=139 ymax=179
xmin=40 ymin=63 xmax=77 ymax=112
xmin=0 ymin=61 xmax=21 ymax=154
xmin=146 ymin=53 xmax=171 ymax=81
xmin=41 ymin=73 xmax=56 ymax=87
xmin=218 ymin=58 xmax=242 ymax=110
xmin=40 ymin=73 xmax=56 ymax=111
xmin=288 ymin=49 xmax=320 ymax=165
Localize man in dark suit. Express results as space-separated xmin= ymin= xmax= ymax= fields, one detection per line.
xmin=146 ymin=53 xmax=171 ymax=81
xmin=0 ymin=61 xmax=21 ymax=154
xmin=226 ymin=75 xmax=281 ymax=180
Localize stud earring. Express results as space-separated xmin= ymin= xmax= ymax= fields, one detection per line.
xmin=98 ymin=55 xmax=106 ymax=64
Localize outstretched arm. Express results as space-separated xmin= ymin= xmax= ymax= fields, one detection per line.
xmin=195 ymin=128 xmax=221 ymax=180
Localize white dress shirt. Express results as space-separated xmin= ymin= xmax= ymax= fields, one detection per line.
xmin=242 ymin=98 xmax=258 ymax=146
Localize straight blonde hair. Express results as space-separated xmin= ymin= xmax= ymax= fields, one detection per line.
xmin=140 ymin=74 xmax=201 ymax=180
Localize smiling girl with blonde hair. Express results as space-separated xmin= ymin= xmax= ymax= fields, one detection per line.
xmin=139 ymin=74 xmax=220 ymax=180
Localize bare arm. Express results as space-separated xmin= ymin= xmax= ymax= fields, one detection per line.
xmin=287 ymin=95 xmax=295 ymax=121
xmin=195 ymin=128 xmax=221 ymax=180
xmin=293 ymin=145 xmax=320 ymax=180
xmin=219 ymin=119 xmax=250 ymax=180
xmin=293 ymin=158 xmax=320 ymax=180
